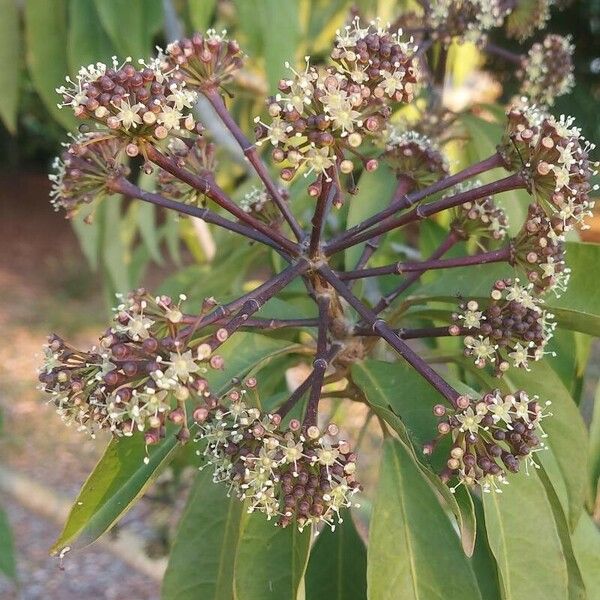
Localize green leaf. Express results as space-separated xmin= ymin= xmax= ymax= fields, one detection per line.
xmin=470 ymin=497 xmax=502 ymax=600
xmin=306 ymin=510 xmax=367 ymax=600
xmin=589 ymin=384 xmax=600 ymax=503
xmin=162 ymin=468 xmax=244 ymax=600
xmin=24 ymin=0 xmax=76 ymax=129
xmin=367 ymin=439 xmax=481 ymax=600
xmin=0 ymin=504 xmax=16 ymax=581
xmin=482 ymin=469 xmax=569 ymax=600
xmin=234 ymin=515 xmax=311 ymax=600
xmin=572 ymin=512 xmax=600 ymax=600
xmin=136 ymin=201 xmax=164 ymax=265
xmin=0 ymin=0 xmax=20 ymax=133
xmin=68 ymin=0 xmax=115 ymax=71
xmin=352 ymin=359 xmax=477 ymax=556
xmin=71 ymin=204 xmax=102 ymax=270
xmin=536 ymin=466 xmax=586 ymax=600
xmin=550 ymin=242 xmax=600 ymax=336
xmin=51 ymin=333 xmax=296 ymax=554
xmin=344 ymin=165 xmax=397 ymax=270
xmin=188 ymin=0 xmax=217 ymax=30
xmin=102 ymin=197 xmax=131 ymax=294
xmin=506 ymin=360 xmax=588 ymax=530
xmin=93 ymin=0 xmax=163 ymax=59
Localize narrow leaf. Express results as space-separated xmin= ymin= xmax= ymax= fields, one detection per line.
xmin=188 ymin=0 xmax=217 ymax=30
xmin=0 ymin=504 xmax=16 ymax=581
xmin=234 ymin=515 xmax=311 ymax=600
xmin=0 ymin=0 xmax=20 ymax=133
xmin=482 ymin=469 xmax=569 ymax=600
xmin=572 ymin=512 xmax=600 ymax=599
xmin=162 ymin=468 xmax=244 ymax=600
xmin=306 ymin=510 xmax=367 ymax=600
xmin=24 ymin=0 xmax=76 ymax=129
xmin=367 ymin=439 xmax=481 ymax=600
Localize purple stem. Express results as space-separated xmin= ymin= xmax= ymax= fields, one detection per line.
xmin=484 ymin=42 xmax=523 ymax=65
xmin=145 ymin=144 xmax=299 ymax=256
xmin=372 ymin=231 xmax=458 ymax=313
xmin=204 ymin=90 xmax=304 ymax=241
xmin=330 ymin=153 xmax=505 ymax=249
xmin=108 ymin=177 xmax=290 ymax=257
xmin=354 ymin=325 xmax=460 ymax=338
xmin=304 ymin=295 xmax=331 ymax=427
xmin=317 ymin=265 xmax=461 ymax=406
xmin=326 ymin=173 xmax=525 ymax=255
xmin=309 ymin=175 xmax=335 ymax=258
xmin=340 ymin=245 xmax=511 ymax=280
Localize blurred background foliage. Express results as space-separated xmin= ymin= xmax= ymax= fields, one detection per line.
xmin=1 ymin=0 xmax=599 ymax=305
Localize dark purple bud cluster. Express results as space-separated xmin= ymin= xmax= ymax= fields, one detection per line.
xmin=500 ymin=103 xmax=598 ymax=232
xmin=157 ymin=136 xmax=217 ymax=205
xmin=38 ymin=290 xmax=219 ymax=447
xmin=427 ymin=0 xmax=509 ymax=46
xmin=513 ymin=203 xmax=570 ymax=295
xmin=56 ymin=58 xmax=197 ymax=142
xmin=517 ymin=34 xmax=574 ymax=106
xmin=433 ymin=389 xmax=550 ymax=493
xmin=450 ymin=184 xmax=509 ymax=240
xmin=452 ymin=278 xmax=554 ymax=374
xmin=193 ymin=400 xmax=359 ymax=531
xmin=254 ymin=18 xmax=418 ymax=191
xmin=383 ymin=129 xmax=449 ymax=189
xmin=49 ymin=132 xmax=128 ymax=218
xmin=164 ymin=30 xmax=244 ymax=90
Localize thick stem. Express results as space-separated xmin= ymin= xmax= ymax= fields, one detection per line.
xmin=207 ymin=317 xmax=319 ymax=330
xmin=330 ymin=153 xmax=505 ymax=249
xmin=309 ymin=175 xmax=335 ymax=258
xmin=204 ymin=90 xmax=304 ymax=241
xmin=108 ymin=177 xmax=290 ymax=257
xmin=351 ymin=176 xmax=414 ymax=275
xmin=340 ymin=245 xmax=511 ymax=280
xmin=304 ymin=295 xmax=331 ymax=427
xmin=276 ymin=344 xmax=342 ymax=419
xmin=354 ymin=325 xmax=459 ymax=338
xmin=144 ymin=144 xmax=299 ymax=256
xmin=318 ymin=265 xmax=461 ymax=406
xmin=373 ymin=231 xmax=458 ymax=313
xmin=326 ymin=173 xmax=525 ymax=255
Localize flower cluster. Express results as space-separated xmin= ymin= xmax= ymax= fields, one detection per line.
xmin=505 ymin=0 xmax=552 ymax=41
xmin=157 ymin=136 xmax=217 ymax=205
xmin=518 ymin=35 xmax=574 ymax=106
xmin=427 ymin=0 xmax=509 ymax=45
xmin=434 ymin=390 xmax=550 ymax=493
xmin=163 ymin=30 xmax=244 ymax=91
xmin=383 ymin=128 xmax=449 ymax=189
xmin=254 ymin=18 xmax=418 ymax=186
xmin=500 ymin=103 xmax=598 ymax=232
xmin=453 ymin=278 xmax=554 ymax=374
xmin=450 ymin=183 xmax=509 ymax=240
xmin=513 ymin=202 xmax=570 ymax=295
xmin=57 ymin=57 xmax=198 ymax=142
xmin=240 ymin=187 xmax=282 ymax=226
xmin=38 ymin=290 xmax=215 ymax=447
xmin=49 ymin=132 xmax=128 ymax=218
xmin=193 ymin=398 xmax=359 ymax=531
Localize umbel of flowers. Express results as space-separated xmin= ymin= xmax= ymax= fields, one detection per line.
xmin=41 ymin=7 xmax=598 ymax=525
xmin=433 ymin=389 xmax=551 ymax=493
xmin=193 ymin=392 xmax=359 ymax=531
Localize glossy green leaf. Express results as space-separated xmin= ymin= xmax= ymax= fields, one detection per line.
xmin=470 ymin=497 xmax=502 ymax=600
xmin=234 ymin=515 xmax=311 ymax=600
xmin=0 ymin=0 xmax=20 ymax=133
xmin=482 ymin=469 xmax=569 ymax=600
xmin=572 ymin=512 xmax=600 ymax=600
xmin=352 ymin=359 xmax=477 ymax=556
xmin=590 ymin=384 xmax=600 ymax=504
xmin=25 ymin=0 xmax=76 ymax=129
xmin=344 ymin=165 xmax=397 ymax=270
xmin=68 ymin=0 xmax=115 ymax=71
xmin=367 ymin=439 xmax=481 ymax=600
xmin=51 ymin=333 xmax=296 ymax=554
xmin=306 ymin=510 xmax=367 ymax=600
xmin=536 ymin=466 xmax=586 ymax=600
xmin=0 ymin=504 xmax=16 ymax=581
xmin=188 ymin=0 xmax=217 ymax=30
xmin=93 ymin=0 xmax=163 ymax=59
xmin=506 ymin=360 xmax=588 ymax=530
xmin=162 ymin=468 xmax=244 ymax=600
